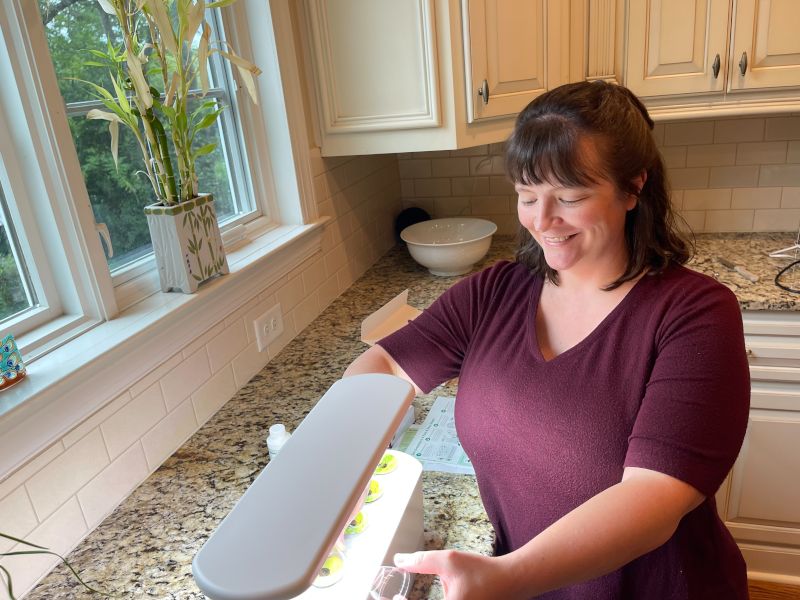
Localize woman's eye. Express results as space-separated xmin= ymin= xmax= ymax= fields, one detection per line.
xmin=559 ymin=197 xmax=584 ymax=205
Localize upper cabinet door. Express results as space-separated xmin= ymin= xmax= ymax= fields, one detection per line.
xmin=305 ymin=0 xmax=441 ymax=134
xmin=625 ymin=0 xmax=730 ymax=97
xmin=465 ymin=0 xmax=550 ymax=121
xmin=729 ymin=0 xmax=800 ymax=92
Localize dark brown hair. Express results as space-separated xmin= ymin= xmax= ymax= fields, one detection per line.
xmin=505 ymin=80 xmax=692 ymax=289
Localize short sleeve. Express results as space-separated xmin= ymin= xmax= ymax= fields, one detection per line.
xmin=624 ymin=276 xmax=750 ymax=497
xmin=377 ymin=261 xmax=519 ymax=393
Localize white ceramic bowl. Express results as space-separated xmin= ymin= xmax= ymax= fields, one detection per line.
xmin=400 ymin=217 xmax=497 ymax=276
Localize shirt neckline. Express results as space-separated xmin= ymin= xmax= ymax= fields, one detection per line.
xmin=527 ymin=271 xmax=650 ymax=364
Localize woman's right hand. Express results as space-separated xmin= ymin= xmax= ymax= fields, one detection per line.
xmin=393 ymin=549 xmax=524 ymax=600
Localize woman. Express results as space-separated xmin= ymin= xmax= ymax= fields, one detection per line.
xmin=344 ymin=81 xmax=750 ymax=599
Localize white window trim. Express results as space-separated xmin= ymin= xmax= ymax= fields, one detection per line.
xmin=0 ymin=1 xmax=110 ymax=355
xmin=0 ymin=0 xmax=324 ymax=477
xmin=0 ymin=219 xmax=327 ymax=477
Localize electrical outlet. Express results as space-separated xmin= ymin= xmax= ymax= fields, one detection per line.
xmin=254 ymin=303 xmax=284 ymax=352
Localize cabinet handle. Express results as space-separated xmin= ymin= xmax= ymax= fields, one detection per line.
xmin=739 ymin=51 xmax=748 ymax=76
xmin=712 ymin=54 xmax=721 ymax=79
xmin=746 ymin=347 xmax=754 ymax=357
xmin=477 ymin=79 xmax=489 ymax=105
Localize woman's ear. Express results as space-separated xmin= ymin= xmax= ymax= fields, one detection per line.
xmin=625 ymin=171 xmax=647 ymax=211
xmin=632 ymin=170 xmax=648 ymax=195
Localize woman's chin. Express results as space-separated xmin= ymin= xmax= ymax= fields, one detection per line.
xmin=542 ymin=254 xmax=578 ymax=273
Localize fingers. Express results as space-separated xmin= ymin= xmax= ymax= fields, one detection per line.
xmin=394 ymin=550 xmax=445 ymax=575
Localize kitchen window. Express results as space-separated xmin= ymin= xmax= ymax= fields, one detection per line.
xmin=0 ymin=0 xmax=320 ymax=478
xmin=0 ymin=5 xmax=103 ymax=358
xmin=0 ymin=0 xmax=316 ymax=364
xmin=37 ymin=0 xmax=262 ymax=305
xmin=0 ymin=182 xmax=36 ymax=326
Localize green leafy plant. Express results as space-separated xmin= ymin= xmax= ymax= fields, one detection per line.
xmin=0 ymin=532 xmax=113 ymax=599
xmin=81 ymin=0 xmax=260 ymax=206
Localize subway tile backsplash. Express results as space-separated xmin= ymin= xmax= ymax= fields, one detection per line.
xmin=398 ymin=115 xmax=800 ymax=234
xmin=0 ymin=151 xmax=401 ymax=598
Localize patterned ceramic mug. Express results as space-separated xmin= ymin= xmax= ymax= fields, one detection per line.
xmin=1 ymin=333 xmax=26 ymax=391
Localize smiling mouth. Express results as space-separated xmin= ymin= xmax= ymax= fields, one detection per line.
xmin=543 ymin=234 xmax=577 ymax=243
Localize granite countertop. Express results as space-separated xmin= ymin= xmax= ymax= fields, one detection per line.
xmin=26 ymin=231 xmax=800 ymax=600
xmin=687 ymin=232 xmax=800 ymax=310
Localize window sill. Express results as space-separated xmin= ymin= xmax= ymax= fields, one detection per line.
xmin=0 ymin=218 xmax=328 ymax=476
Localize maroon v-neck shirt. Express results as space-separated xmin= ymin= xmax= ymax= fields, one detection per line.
xmin=379 ymin=260 xmax=750 ymax=599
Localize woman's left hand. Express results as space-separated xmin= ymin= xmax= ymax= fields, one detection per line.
xmin=393 ymin=549 xmax=522 ymax=600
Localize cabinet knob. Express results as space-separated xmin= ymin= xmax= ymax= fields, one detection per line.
xmin=477 ymin=79 xmax=489 ymax=105
xmin=712 ymin=54 xmax=721 ymax=79
xmin=739 ymin=51 xmax=748 ymax=76
xmin=746 ymin=347 xmax=754 ymax=357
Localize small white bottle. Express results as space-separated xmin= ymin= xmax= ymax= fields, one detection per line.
xmin=267 ymin=423 xmax=292 ymax=460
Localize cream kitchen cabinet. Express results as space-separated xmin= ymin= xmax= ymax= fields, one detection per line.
xmin=625 ymin=0 xmax=800 ymax=119
xmin=715 ymin=311 xmax=800 ymax=580
xmin=301 ymin=0 xmax=619 ymax=156
xmin=464 ymin=0 xmax=553 ymax=122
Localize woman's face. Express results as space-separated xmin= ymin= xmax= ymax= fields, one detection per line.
xmin=515 ymin=144 xmax=637 ymax=281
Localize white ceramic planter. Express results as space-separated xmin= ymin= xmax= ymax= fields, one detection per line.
xmin=144 ymin=194 xmax=229 ymax=293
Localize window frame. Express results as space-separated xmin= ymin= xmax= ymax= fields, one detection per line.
xmin=0 ymin=0 xmax=106 ymax=359
xmin=0 ymin=0 xmax=323 ymax=478
xmin=1 ymin=0 xmax=300 ymax=351
xmin=29 ymin=0 xmax=279 ymax=312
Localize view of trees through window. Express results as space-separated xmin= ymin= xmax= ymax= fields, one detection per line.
xmin=0 ymin=185 xmax=33 ymax=324
xmin=38 ymin=0 xmax=241 ymax=272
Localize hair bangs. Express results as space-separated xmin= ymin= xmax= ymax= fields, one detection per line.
xmin=505 ymin=116 xmax=602 ymax=189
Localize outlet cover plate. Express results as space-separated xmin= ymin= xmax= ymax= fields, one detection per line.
xmin=254 ymin=303 xmax=284 ymax=352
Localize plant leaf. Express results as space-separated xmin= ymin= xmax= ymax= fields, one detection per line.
xmin=190 ymin=99 xmax=217 ymax=121
xmin=86 ymin=110 xmax=123 ymax=168
xmin=164 ymin=71 xmax=180 ymax=107
xmin=0 ymin=564 xmax=15 ymax=600
xmin=235 ymin=64 xmax=258 ymax=105
xmin=198 ymin=22 xmax=210 ymax=96
xmin=72 ymin=77 xmax=116 ymax=104
xmin=126 ymin=49 xmax=153 ymax=109
xmin=109 ymin=119 xmax=120 ymax=169
xmin=207 ymin=0 xmax=237 ymax=8
xmin=144 ymin=0 xmax=179 ymax=56
xmin=96 ymin=0 xmax=116 ymax=16
xmin=86 ymin=108 xmax=124 ymax=124
xmin=109 ymin=72 xmax=131 ymax=113
xmin=194 ymin=109 xmax=222 ymax=132
xmin=218 ymin=50 xmax=261 ymax=104
xmin=185 ymin=0 xmax=205 ymax=44
xmin=154 ymin=100 xmax=176 ymax=121
xmin=217 ymin=49 xmax=262 ymax=75
xmin=0 ymin=532 xmax=47 ymax=549
xmin=192 ymin=142 xmax=216 ymax=158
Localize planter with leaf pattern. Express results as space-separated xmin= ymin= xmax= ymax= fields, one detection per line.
xmin=144 ymin=194 xmax=229 ymax=294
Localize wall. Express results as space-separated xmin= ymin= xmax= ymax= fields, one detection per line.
xmin=0 ymin=152 xmax=401 ymax=598
xmin=398 ymin=115 xmax=800 ymax=235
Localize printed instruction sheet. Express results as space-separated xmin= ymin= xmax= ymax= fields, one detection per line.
xmin=396 ymin=396 xmax=475 ymax=475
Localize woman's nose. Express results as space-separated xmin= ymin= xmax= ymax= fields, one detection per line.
xmin=533 ymin=201 xmax=559 ymax=231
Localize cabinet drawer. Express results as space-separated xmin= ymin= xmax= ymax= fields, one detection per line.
xmin=745 ymin=334 xmax=800 ymax=362
xmin=751 ymin=381 xmax=800 ymax=411
xmin=750 ymin=365 xmax=800 ymax=383
xmin=742 ymin=312 xmax=800 ymax=337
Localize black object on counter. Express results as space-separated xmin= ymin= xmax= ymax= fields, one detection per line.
xmin=394 ymin=207 xmax=431 ymax=242
xmin=775 ymin=259 xmax=800 ymax=294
